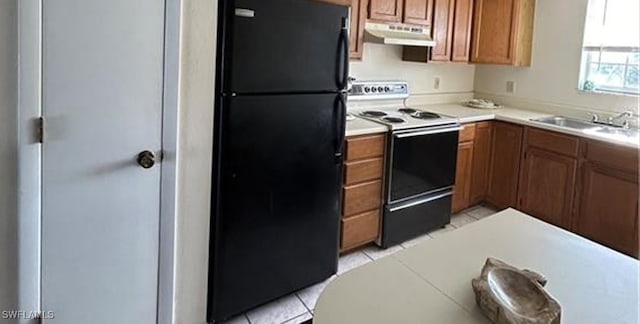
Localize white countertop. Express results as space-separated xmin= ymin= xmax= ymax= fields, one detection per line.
xmin=346 ymin=103 xmax=640 ymax=148
xmin=345 ymin=116 xmax=388 ymax=137
xmin=314 ymin=208 xmax=640 ymax=324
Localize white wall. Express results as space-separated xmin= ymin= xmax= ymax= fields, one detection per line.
xmin=474 ymin=0 xmax=640 ymax=115
xmin=351 ymin=43 xmax=476 ymax=95
xmin=0 ymin=0 xmax=19 ymax=319
xmin=173 ymin=1 xmax=217 ymax=323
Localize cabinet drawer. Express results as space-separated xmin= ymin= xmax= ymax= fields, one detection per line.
xmin=343 ymin=180 xmax=382 ymax=216
xmin=341 ymin=210 xmax=380 ymax=250
xmin=585 ymin=140 xmax=639 ymax=174
xmin=346 ymin=134 xmax=385 ymax=161
xmin=459 ymin=123 xmax=476 ymax=142
xmin=526 ymin=127 xmax=579 ymax=157
xmin=345 ymin=158 xmax=384 ymax=185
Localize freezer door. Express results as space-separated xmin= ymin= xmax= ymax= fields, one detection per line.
xmin=222 ymin=0 xmax=349 ymax=93
xmin=208 ymin=93 xmax=346 ymax=321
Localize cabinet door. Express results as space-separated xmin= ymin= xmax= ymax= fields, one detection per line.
xmin=452 ymin=141 xmax=474 ymax=213
xmin=469 ymin=122 xmax=492 ymax=204
xmin=470 ymin=0 xmax=517 ymax=64
xmin=430 ymin=0 xmax=455 ymax=61
xmin=518 ymin=148 xmax=577 ymax=230
xmin=350 ymin=0 xmax=369 ymax=59
xmin=470 ymin=0 xmax=534 ymax=65
xmin=404 ymin=0 xmax=434 ymax=26
xmin=486 ymin=122 xmax=523 ymax=209
xmin=575 ymin=163 xmax=639 ymax=257
xmin=451 ymin=0 xmax=474 ymax=62
xmin=369 ymin=0 xmax=403 ymax=22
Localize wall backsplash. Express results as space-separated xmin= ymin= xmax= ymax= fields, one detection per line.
xmin=350 ymin=43 xmax=475 ymax=96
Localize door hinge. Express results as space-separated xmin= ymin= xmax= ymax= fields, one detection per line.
xmin=36 ymin=116 xmax=44 ymax=143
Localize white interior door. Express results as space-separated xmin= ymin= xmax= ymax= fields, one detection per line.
xmin=41 ymin=1 xmax=165 ymax=323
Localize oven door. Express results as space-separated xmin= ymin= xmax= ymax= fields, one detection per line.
xmin=388 ymin=125 xmax=460 ymax=203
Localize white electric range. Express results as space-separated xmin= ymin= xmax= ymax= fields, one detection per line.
xmin=348 ymin=80 xmax=458 ymax=130
xmin=348 ymin=80 xmax=461 ymax=248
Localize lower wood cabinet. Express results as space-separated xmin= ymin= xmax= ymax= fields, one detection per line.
xmin=342 ymin=122 xmax=638 ymax=258
xmin=447 ymin=121 xmax=638 ymax=258
xmin=343 ymin=180 xmax=382 ymax=216
xmin=452 ymin=123 xmax=475 ymax=213
xmin=518 ymin=147 xmax=577 ymax=230
xmin=341 ymin=210 xmax=381 ymax=250
xmin=517 ymin=128 xmax=579 ymax=230
xmin=575 ymin=141 xmax=639 ymax=257
xmin=486 ymin=122 xmax=523 ymax=209
xmin=452 ymin=141 xmax=474 ymax=212
xmin=341 ymin=133 xmax=386 ymax=252
xmin=469 ymin=121 xmax=492 ymax=205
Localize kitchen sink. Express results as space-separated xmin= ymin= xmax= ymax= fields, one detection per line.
xmin=530 ymin=116 xmax=601 ymax=130
xmin=531 ymin=116 xmax=640 ymax=145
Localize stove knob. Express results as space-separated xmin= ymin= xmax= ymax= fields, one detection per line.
xmin=378 ymin=86 xmax=384 ymax=92
xmin=384 ymin=86 xmax=390 ymax=92
xmin=371 ymin=87 xmax=377 ymax=93
xmin=364 ymin=87 xmax=370 ymax=93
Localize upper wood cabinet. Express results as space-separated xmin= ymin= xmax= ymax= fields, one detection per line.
xmin=430 ymin=0 xmax=455 ymax=61
xmin=350 ymin=0 xmax=370 ymax=59
xmin=470 ymin=0 xmax=535 ymax=66
xmin=369 ymin=0 xmax=404 ymax=22
xmin=402 ymin=0 xmax=474 ymax=63
xmin=451 ymin=0 xmax=474 ymax=61
xmin=486 ymin=122 xmax=523 ymax=209
xmin=369 ymin=0 xmax=434 ymax=25
xmin=404 ymin=0 xmax=434 ymax=26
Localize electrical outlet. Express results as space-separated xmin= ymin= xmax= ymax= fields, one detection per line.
xmin=434 ymin=77 xmax=441 ymax=90
xmin=506 ymin=81 xmax=516 ymax=93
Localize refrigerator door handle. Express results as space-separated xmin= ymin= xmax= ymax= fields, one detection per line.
xmin=335 ymin=93 xmax=346 ymax=162
xmin=338 ymin=18 xmax=349 ymax=90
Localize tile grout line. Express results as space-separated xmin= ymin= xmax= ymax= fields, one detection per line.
xmin=282 ymin=311 xmax=312 ymax=324
xmin=295 ymin=292 xmax=312 ymax=314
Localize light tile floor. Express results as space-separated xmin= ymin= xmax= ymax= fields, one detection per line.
xmin=221 ymin=204 xmax=498 ymax=324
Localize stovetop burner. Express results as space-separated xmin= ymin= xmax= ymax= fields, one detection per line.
xmin=360 ymin=110 xmax=387 ymax=117
xmin=411 ymin=111 xmax=441 ymax=119
xmin=398 ymin=108 xmax=417 ymax=114
xmin=380 ymin=116 xmax=406 ymax=124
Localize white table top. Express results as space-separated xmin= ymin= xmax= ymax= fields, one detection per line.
xmin=314 ymin=208 xmax=640 ymax=324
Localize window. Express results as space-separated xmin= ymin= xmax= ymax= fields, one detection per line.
xmin=579 ymin=0 xmax=640 ymax=95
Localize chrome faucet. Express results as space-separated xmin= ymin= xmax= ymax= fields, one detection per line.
xmin=608 ymin=111 xmax=633 ymax=129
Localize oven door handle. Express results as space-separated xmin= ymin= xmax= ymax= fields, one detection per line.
xmin=389 ymin=191 xmax=453 ymax=212
xmin=394 ymin=126 xmax=462 ymax=138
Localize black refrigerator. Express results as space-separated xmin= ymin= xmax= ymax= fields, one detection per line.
xmin=207 ymin=0 xmax=349 ymax=321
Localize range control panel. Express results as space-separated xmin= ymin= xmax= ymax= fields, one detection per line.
xmin=348 ymin=81 xmax=410 ymax=101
